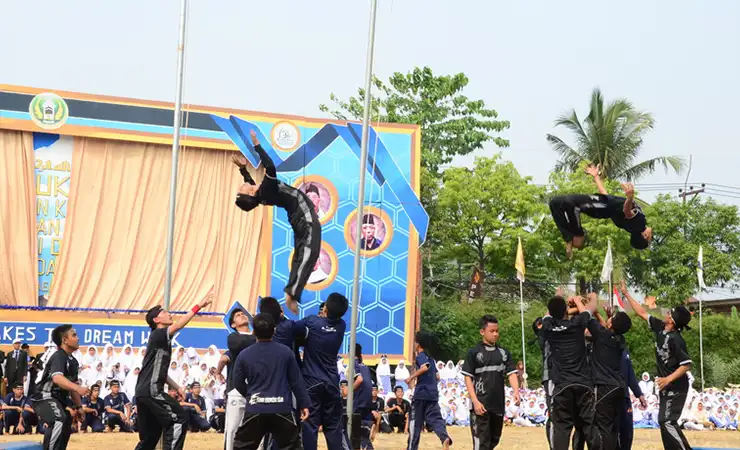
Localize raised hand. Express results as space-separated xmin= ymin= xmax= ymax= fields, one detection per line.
xmin=231 ymin=154 xmax=247 ymax=168
xmin=621 ymin=182 xmax=635 ymax=199
xmin=200 ymin=287 xmax=215 ymax=309
xmin=585 ymin=164 xmax=601 ymax=177
xmin=249 ymin=129 xmax=260 ymax=146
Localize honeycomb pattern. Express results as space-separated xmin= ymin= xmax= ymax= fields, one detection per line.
xmin=268 ymin=127 xmax=414 ymax=356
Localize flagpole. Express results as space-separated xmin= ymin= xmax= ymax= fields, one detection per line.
xmin=346 ymin=0 xmax=378 ymax=437
xmin=698 ymin=246 xmax=705 ymax=391
xmin=519 ymin=278 xmax=526 ymax=377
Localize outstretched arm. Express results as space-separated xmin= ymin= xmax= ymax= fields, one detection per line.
xmin=168 ymin=288 xmax=214 ymax=336
xmin=249 ymin=130 xmax=276 ymax=179
xmin=620 ymin=280 xmax=648 ymax=321
xmin=586 ymin=164 xmax=608 ymax=195
xmin=622 ymin=183 xmax=637 ymax=219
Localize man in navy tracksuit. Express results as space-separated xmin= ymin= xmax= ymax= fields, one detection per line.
xmin=291 ymin=293 xmax=352 ymax=450
xmin=182 ymin=382 xmax=211 ymax=432
xmin=104 ymin=380 xmax=133 ymax=432
xmin=350 ymin=344 xmax=374 ymax=450
xmin=620 ymin=346 xmax=645 ymax=450
xmin=406 ymin=332 xmax=452 ymax=450
xmin=232 ymin=313 xmax=310 ymax=450
xmin=81 ymin=384 xmax=105 ymax=433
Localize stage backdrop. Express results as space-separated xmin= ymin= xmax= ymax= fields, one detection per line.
xmin=0 ymin=85 xmax=427 ymax=361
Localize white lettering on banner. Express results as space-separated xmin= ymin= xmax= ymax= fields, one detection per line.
xmin=45 ymin=328 xmax=54 ymax=342
xmin=1 ymin=326 xmax=38 ymax=343
xmin=125 ymin=331 xmax=134 ymax=344
xmin=141 ymin=331 xmax=150 ymax=345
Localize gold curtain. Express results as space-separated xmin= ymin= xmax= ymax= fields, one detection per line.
xmin=0 ymin=130 xmax=38 ymax=306
xmin=49 ymin=137 xmax=265 ymax=312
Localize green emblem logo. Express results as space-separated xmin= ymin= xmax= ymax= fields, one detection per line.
xmin=29 ymin=92 xmax=69 ymax=130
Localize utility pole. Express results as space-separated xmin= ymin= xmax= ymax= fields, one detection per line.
xmin=678 ymin=184 xmax=705 ymax=204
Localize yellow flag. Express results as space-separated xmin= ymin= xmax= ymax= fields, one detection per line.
xmin=515 ymin=237 xmax=526 ymax=282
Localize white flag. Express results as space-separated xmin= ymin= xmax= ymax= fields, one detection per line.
xmin=697 ymin=246 xmax=706 ymax=290
xmin=600 ymin=240 xmax=613 ymax=284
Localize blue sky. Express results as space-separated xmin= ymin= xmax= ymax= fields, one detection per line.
xmin=1 ymin=0 xmax=739 ymax=205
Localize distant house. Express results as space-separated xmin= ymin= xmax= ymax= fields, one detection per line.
xmin=686 ymin=294 xmax=740 ymax=314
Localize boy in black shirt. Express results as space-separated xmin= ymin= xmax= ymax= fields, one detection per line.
xmin=81 ymin=384 xmax=105 ymax=433
xmin=104 ymin=380 xmax=133 ymax=432
xmin=549 ymin=164 xmax=652 ymax=257
xmin=462 ymin=315 xmax=520 ymax=450
xmin=232 ymin=313 xmax=310 ymax=450
xmin=542 ymin=296 xmax=599 ymax=450
xmin=232 ymin=128 xmax=321 ymax=314
xmin=621 ymin=281 xmax=693 ymax=450
xmin=134 ymin=289 xmax=213 ymax=450
xmin=182 ymin=382 xmax=210 ymax=432
xmin=219 ymin=307 xmax=256 ymax=450
xmin=32 ymin=324 xmax=89 ymax=450
xmin=385 ymin=386 xmax=410 ymax=433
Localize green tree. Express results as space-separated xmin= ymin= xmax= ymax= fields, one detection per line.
xmin=627 ymin=195 xmax=740 ymax=305
xmin=319 ymin=66 xmax=510 ymax=207
xmin=434 ymin=156 xmax=545 ymax=279
xmin=546 ymin=88 xmax=684 ymax=180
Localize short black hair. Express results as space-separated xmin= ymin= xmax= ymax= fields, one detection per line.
xmin=479 ymin=315 xmax=498 ymax=330
xmin=229 ymin=308 xmax=246 ymax=330
xmin=325 ymin=293 xmax=349 ymax=319
xmin=146 ymin=305 xmax=163 ymax=330
xmin=611 ymin=311 xmax=632 ymax=335
xmin=191 ymin=381 xmax=201 ymax=388
xmin=548 ymin=296 xmax=567 ymax=319
xmin=12 ymin=382 xmax=23 ymax=389
xmin=259 ymin=296 xmax=282 ymax=324
xmin=630 ymin=232 xmax=649 ymax=250
xmin=109 ymin=380 xmax=120 ymax=387
xmin=52 ymin=324 xmax=74 ymax=347
xmin=355 ymin=343 xmax=363 ymax=363
xmin=305 ymin=183 xmax=320 ymax=196
xmin=21 ymin=343 xmax=29 ymax=349
xmin=90 ymin=384 xmax=100 ymax=392
xmin=318 ymin=302 xmax=326 ymax=311
xmin=253 ymin=313 xmax=276 ymax=339
xmin=394 ymin=385 xmax=404 ymax=393
xmin=415 ymin=331 xmax=434 ymax=351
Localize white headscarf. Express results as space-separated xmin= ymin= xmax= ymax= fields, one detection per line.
xmin=377 ymin=356 xmax=391 ymax=376
xmin=442 ymin=361 xmax=456 ymax=380
xmin=168 ymin=361 xmax=181 ymax=382
xmin=186 ymin=347 xmax=200 ymax=366
xmin=174 ymin=346 xmax=186 ymax=364
xmin=204 ymin=345 xmax=221 ymax=370
xmin=395 ymin=360 xmax=410 ymax=381
xmin=134 ymin=346 xmax=146 ymax=368
xmin=119 ymin=344 xmax=135 ymax=372
xmin=72 ymin=348 xmax=83 ymax=365
xmin=81 ymin=346 xmax=99 ymax=368
xmin=86 ymin=361 xmax=106 ymax=388
xmin=102 ymin=343 xmax=117 ymax=367
xmin=123 ymin=366 xmax=140 ymax=400
xmin=337 ymin=357 xmax=346 ymax=376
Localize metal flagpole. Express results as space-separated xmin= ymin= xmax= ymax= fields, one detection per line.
xmin=346 ymin=0 xmax=379 ymax=437
xmin=699 ymin=293 xmax=704 ymax=390
xmin=163 ymin=0 xmax=188 ymax=312
xmin=519 ymin=280 xmax=526 ymax=377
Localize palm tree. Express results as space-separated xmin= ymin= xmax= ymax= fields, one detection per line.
xmin=547 ymin=88 xmax=684 ymax=180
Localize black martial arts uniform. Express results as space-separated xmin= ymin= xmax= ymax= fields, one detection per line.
xmin=350 ymin=360 xmax=375 ymax=450
xmin=542 ymin=311 xmax=598 ymax=450
xmin=32 ymin=348 xmax=80 ymax=450
xmin=619 ymin=348 xmax=642 ymax=450
xmin=232 ymin=340 xmax=310 ymax=450
xmin=134 ymin=327 xmax=188 ymax=450
xmin=406 ymin=351 xmax=451 ymax=450
xmin=225 ymin=331 xmax=257 ymax=450
xmin=235 ymin=145 xmax=321 ymax=303
xmin=648 ymin=315 xmax=693 ymax=450
xmin=549 ymin=194 xmax=649 ymax=249
xmin=462 ymin=343 xmax=518 ymax=450
xmin=587 ymin=319 xmax=626 ymax=450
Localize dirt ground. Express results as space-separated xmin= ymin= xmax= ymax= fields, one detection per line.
xmin=1 ymin=426 xmax=739 ymax=449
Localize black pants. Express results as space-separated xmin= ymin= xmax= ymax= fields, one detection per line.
xmin=107 ymin=413 xmax=133 ymax=432
xmin=544 ymin=381 xmax=553 ymax=448
xmin=470 ymin=411 xmax=504 ymax=450
xmin=210 ymin=412 xmax=225 ymax=433
xmin=33 ymin=398 xmax=73 ymax=450
xmin=388 ymin=413 xmax=406 ymax=433
xmin=285 ymin=215 xmax=321 ymax=303
xmin=594 ymin=385 xmax=623 ymax=450
xmin=134 ymin=395 xmax=188 ymax=450
xmin=550 ymin=384 xmax=597 ymax=450
xmin=658 ymin=390 xmax=692 ymax=450
xmin=619 ymin=397 xmax=634 ymax=450
xmin=549 ymin=194 xmax=612 ymax=242
xmin=234 ymin=411 xmax=301 ymax=450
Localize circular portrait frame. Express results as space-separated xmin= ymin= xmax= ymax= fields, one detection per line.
xmin=343 ymin=206 xmax=394 ymax=257
xmin=292 ymin=175 xmax=339 ymax=225
xmin=288 ymin=242 xmax=339 ymax=291
xmin=270 ymin=121 xmax=302 ymax=152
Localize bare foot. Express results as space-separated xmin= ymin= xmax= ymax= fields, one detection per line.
xmin=285 ymin=295 xmax=299 ymax=314
xmin=443 ymin=438 xmax=452 ymax=450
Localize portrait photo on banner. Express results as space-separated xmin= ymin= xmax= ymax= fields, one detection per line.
xmin=293 ymin=175 xmax=338 ymax=224
xmin=344 ymin=206 xmax=393 ymax=256
xmin=288 ymin=242 xmax=338 ymax=291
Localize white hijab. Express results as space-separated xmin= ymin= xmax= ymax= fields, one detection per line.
xmin=101 ymin=343 xmax=117 ymax=367
xmin=134 ymin=346 xmax=146 ymax=368
xmin=119 ymin=344 xmax=135 ymax=371
xmin=203 ymin=345 xmax=221 ymax=370
xmin=174 ymin=346 xmax=186 ymax=364
xmin=395 ymin=360 xmax=410 ymax=381
xmin=86 ymin=362 xmax=106 ymax=388
xmin=123 ymin=367 xmax=139 ymax=399
xmin=81 ymin=346 xmax=99 ymax=368
xmin=377 ymin=357 xmax=391 ymax=376
xmin=186 ymin=347 xmax=200 ymax=366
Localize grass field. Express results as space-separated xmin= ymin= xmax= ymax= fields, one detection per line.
xmin=1 ymin=426 xmax=739 ymax=449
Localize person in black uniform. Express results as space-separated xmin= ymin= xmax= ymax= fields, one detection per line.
xmin=549 ymin=164 xmax=652 ymax=257
xmin=103 ymin=380 xmax=133 ymax=432
xmin=81 ymin=384 xmax=105 ymax=433
xmin=133 ymin=289 xmax=213 ymax=450
xmin=182 ymin=382 xmax=210 ymax=432
xmin=385 ymin=386 xmax=410 ymax=433
xmin=532 ymin=316 xmax=553 ymax=447
xmin=32 ymin=324 xmax=89 ymax=450
xmin=232 ymin=129 xmax=321 ymax=315
xmin=210 ymin=398 xmax=226 ymax=433
xmin=462 ymin=315 xmax=520 ymax=450
xmin=542 ymin=296 xmax=598 ymax=450
xmin=219 ymin=307 xmax=256 ymax=450
xmin=621 ymin=281 xmax=693 ymax=450
xmin=232 ymin=313 xmax=310 ymax=450
xmin=578 ymin=300 xmax=632 ymax=450
xmin=620 ymin=343 xmax=646 ymax=450
xmin=369 ymin=386 xmax=384 ymax=436
xmin=350 ymin=343 xmax=375 ymax=450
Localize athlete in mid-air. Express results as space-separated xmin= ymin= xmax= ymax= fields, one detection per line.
xmin=549 ymin=164 xmax=652 ymax=258
xmin=233 ymin=130 xmax=321 ymax=314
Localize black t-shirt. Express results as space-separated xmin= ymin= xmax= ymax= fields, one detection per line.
xmin=34 ymin=348 xmax=80 ymax=404
xmin=461 ymin=343 xmax=517 ymax=414
xmin=226 ymin=331 xmax=256 ymax=394
xmin=587 ymin=319 xmax=625 ymax=387
xmin=605 ymin=195 xmax=647 ymax=235
xmin=536 ymin=330 xmax=551 ymax=384
xmin=371 ymin=396 xmax=384 ymax=412
xmin=648 ymin=315 xmax=691 ymax=392
xmin=135 ymin=328 xmax=172 ymax=398
xmin=387 ymin=398 xmax=410 ymax=416
xmin=543 ymin=311 xmax=592 ymax=386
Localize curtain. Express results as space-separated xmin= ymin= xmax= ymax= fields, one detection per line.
xmin=49 ymin=137 xmax=265 ymax=313
xmin=0 ymin=130 xmax=38 ymax=306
